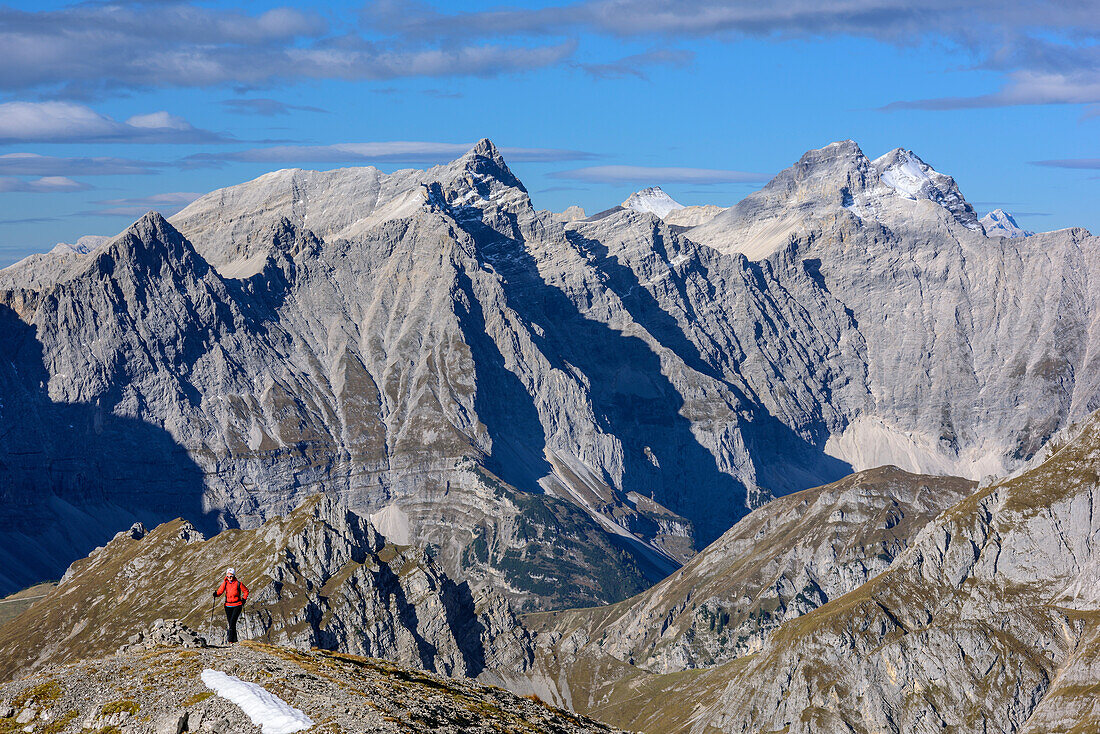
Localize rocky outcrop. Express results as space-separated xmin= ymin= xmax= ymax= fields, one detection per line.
xmin=0 ymin=641 xmax=622 ymax=734
xmin=552 ymin=205 xmax=587 ymax=223
xmin=0 ymin=495 xmax=533 ymax=684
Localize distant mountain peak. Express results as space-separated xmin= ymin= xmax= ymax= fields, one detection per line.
xmin=871 ymin=147 xmax=981 ymax=230
xmin=981 ymin=208 xmax=1033 ymax=238
xmin=622 ymin=186 xmax=685 ymax=218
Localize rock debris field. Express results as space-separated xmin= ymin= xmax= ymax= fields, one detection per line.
xmin=0 ymin=625 xmax=624 ymax=733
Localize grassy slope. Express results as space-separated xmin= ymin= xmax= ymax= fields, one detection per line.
xmin=0 ymin=583 xmax=56 ymax=630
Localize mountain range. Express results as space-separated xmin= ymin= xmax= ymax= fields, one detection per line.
xmin=1 ymin=138 xmax=1097 ymax=620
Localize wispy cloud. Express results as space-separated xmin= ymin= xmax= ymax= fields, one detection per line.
xmin=4 ymin=0 xmax=1095 ymax=115
xmin=0 ymin=217 xmax=59 ymax=225
xmin=0 ymin=175 xmax=88 ymax=193
xmin=551 ymin=164 xmax=767 ymax=184
xmin=220 ymin=98 xmax=328 ymax=116
xmin=182 ymin=141 xmax=598 ymax=168
xmin=0 ymin=153 xmax=162 ymax=176
xmin=368 ymin=0 xmax=1100 ymax=42
xmin=579 ymin=48 xmax=694 ymax=79
xmin=0 ymin=102 xmax=230 ymax=144
xmin=367 ymin=1 xmax=1100 ymax=112
xmin=1031 ymin=158 xmax=1100 ymax=169
xmin=80 ymin=192 xmax=205 ymax=218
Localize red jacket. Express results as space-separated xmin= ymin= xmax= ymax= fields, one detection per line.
xmin=216 ymin=577 xmax=248 ymax=607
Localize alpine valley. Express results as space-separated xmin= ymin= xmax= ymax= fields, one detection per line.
xmin=3 ymin=139 xmax=1100 ymax=733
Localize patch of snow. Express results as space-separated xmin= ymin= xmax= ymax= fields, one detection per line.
xmin=201 ymin=669 xmax=314 ymax=734
xmin=878 ymin=151 xmax=930 ymax=200
xmin=622 ymin=186 xmax=685 ymax=219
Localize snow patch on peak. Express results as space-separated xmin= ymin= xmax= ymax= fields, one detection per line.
xmin=49 ymin=235 xmax=111 ymax=256
xmin=872 ymin=148 xmax=982 ymax=231
xmin=875 ymin=149 xmax=933 ymax=200
xmin=981 ymin=208 xmax=1033 ymax=238
xmin=622 ymin=186 xmax=685 ymax=218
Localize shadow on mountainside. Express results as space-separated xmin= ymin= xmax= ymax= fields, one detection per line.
xmin=569 ymin=227 xmax=852 ymax=498
xmin=456 ymin=211 xmax=753 ymax=548
xmin=0 ymin=303 xmax=209 ymax=596
xmin=453 ymin=268 xmax=554 ymax=492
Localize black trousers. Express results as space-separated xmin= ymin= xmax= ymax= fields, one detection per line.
xmin=225 ymin=604 xmax=243 ymax=643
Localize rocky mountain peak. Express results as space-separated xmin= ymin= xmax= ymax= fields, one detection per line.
xmin=981 ymin=207 xmax=1034 ymax=238
xmin=90 ymin=211 xmax=202 ymax=278
xmin=871 ymin=147 xmax=981 ymax=230
xmin=622 ymin=186 xmax=685 ymax=218
xmin=453 ymin=137 xmax=527 ymax=194
xmin=772 ymin=139 xmax=875 ymax=198
xmin=465 ymin=137 xmax=504 ymax=163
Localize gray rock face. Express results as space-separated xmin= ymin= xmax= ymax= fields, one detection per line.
xmin=687 ymin=140 xmax=1100 ymax=478
xmin=552 ymin=205 xmax=587 ymax=223
xmin=678 ymin=409 xmax=1100 ymax=733
xmin=663 ymin=204 xmax=726 ymax=228
xmin=1 ymin=138 xmax=1097 ymax=616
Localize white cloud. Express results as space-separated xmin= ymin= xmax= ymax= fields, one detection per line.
xmin=125 ymin=112 xmax=194 ymax=131
xmin=0 ymin=102 xmax=230 ymax=143
xmin=0 ymin=153 xmax=162 ymax=176
xmin=82 ymin=192 xmax=205 ymax=217
xmin=1032 ymin=158 xmax=1100 ymax=170
xmin=0 ymin=2 xmax=576 ymax=95
xmin=0 ymin=175 xmax=88 ymax=192
xmin=182 ymin=141 xmax=597 ymax=167
xmin=368 ymin=0 xmax=1100 ymax=111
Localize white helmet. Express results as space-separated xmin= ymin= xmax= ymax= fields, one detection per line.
xmin=226 ymin=567 xmax=235 ymax=577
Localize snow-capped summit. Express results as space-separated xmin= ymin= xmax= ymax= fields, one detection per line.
xmin=871 ymin=148 xmax=982 ymax=231
xmin=49 ymin=235 xmax=110 ymax=256
xmin=622 ymin=186 xmax=685 ymax=218
xmin=980 ymin=208 xmax=1033 ymax=238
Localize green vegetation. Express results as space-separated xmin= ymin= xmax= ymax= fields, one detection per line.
xmin=39 ymin=709 xmax=78 ymax=734
xmin=182 ymin=691 xmax=214 ymax=706
xmin=98 ymin=700 xmax=139 ymax=718
xmin=12 ymin=680 xmax=62 ymax=708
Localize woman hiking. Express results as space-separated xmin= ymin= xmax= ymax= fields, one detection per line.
xmin=213 ymin=567 xmax=248 ymax=644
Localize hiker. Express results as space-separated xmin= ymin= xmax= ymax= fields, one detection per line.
xmin=213 ymin=567 xmax=248 ymax=644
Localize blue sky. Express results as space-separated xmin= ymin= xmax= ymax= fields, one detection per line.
xmin=0 ymin=0 xmax=1098 ymax=267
